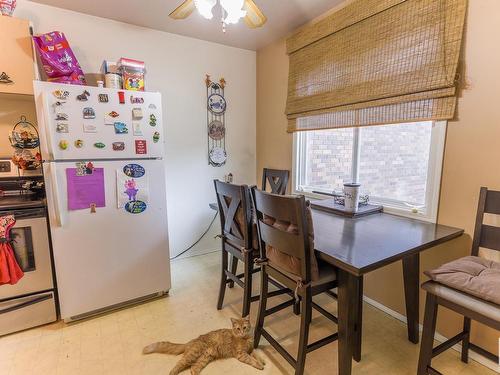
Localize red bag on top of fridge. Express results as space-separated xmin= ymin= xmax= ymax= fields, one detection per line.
xmin=33 ymin=31 xmax=86 ymax=85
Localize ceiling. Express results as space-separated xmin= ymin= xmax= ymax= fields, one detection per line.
xmin=28 ymin=0 xmax=344 ymax=50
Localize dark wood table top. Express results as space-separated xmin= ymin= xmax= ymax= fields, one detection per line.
xmin=312 ymin=210 xmax=464 ymax=276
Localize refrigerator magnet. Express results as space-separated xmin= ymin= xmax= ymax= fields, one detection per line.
xmin=83 ymin=107 xmax=96 ymax=119
xmin=83 ymin=123 xmax=98 ymax=133
xmin=135 ymin=140 xmax=147 ymax=154
xmin=112 ymin=142 xmax=125 ymax=151
xmin=53 ymin=90 xmax=69 ymax=100
xmin=114 ymin=122 xmax=128 ymax=134
xmin=132 ymin=108 xmax=143 ymax=120
xmin=123 ymin=164 xmax=145 ymax=178
xmin=118 ymin=91 xmax=125 ymax=104
xmin=76 ymin=162 xmax=94 ymax=176
xmin=59 ymin=140 xmax=69 ymax=150
xmin=98 ymin=94 xmax=109 ymax=103
xmin=55 ymin=113 xmax=68 ymax=121
xmin=148 ymin=103 xmax=157 ymax=110
xmin=105 ymin=111 xmax=119 ymax=125
xmin=56 ymin=123 xmax=69 ymax=133
xmin=74 ymin=139 xmax=84 ymax=148
xmin=153 ymin=131 xmax=160 ymax=143
xmin=132 ymin=122 xmax=143 ymax=136
xmin=76 ymin=90 xmax=90 ymax=101
xmin=130 ymin=96 xmax=144 ymax=104
xmin=149 ymin=114 xmax=157 ymax=127
xmin=125 ymin=201 xmax=147 ymax=214
xmin=94 ymin=142 xmax=106 ymax=149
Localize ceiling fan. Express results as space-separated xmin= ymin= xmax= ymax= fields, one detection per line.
xmin=169 ymin=0 xmax=267 ymax=31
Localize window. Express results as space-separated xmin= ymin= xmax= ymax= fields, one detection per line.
xmin=293 ymin=121 xmax=447 ymax=222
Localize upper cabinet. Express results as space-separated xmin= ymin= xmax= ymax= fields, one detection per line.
xmin=0 ymin=17 xmax=35 ymax=96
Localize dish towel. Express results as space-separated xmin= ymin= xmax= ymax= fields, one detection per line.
xmin=0 ymin=215 xmax=24 ymax=285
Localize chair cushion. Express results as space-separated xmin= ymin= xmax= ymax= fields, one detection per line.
xmin=422 ymin=281 xmax=500 ymax=329
xmin=424 ymin=256 xmax=500 ymax=305
xmin=264 ymin=203 xmax=320 ymax=281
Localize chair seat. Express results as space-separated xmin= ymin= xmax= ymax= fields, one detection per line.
xmin=424 ymin=256 xmax=500 ymax=305
xmin=422 ymin=281 xmax=500 ymax=326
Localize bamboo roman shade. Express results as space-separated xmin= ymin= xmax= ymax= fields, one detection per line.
xmin=285 ymin=0 xmax=467 ymax=132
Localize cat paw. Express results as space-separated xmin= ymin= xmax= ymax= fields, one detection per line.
xmin=142 ymin=344 xmax=155 ymax=354
xmin=256 ymin=363 xmax=265 ymax=370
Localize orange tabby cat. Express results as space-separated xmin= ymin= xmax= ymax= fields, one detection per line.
xmin=143 ymin=317 xmax=265 ymax=375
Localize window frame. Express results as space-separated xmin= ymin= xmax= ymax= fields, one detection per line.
xmin=292 ymin=121 xmax=447 ymax=223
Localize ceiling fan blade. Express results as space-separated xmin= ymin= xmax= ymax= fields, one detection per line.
xmin=169 ymin=0 xmax=196 ymax=19
xmin=243 ymin=0 xmax=267 ymax=28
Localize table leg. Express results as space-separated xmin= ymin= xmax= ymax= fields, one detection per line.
xmin=337 ymin=269 xmax=357 ymax=375
xmin=353 ymin=276 xmax=364 ymax=362
xmin=402 ymin=253 xmax=420 ymax=344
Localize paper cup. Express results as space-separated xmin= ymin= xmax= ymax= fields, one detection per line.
xmin=343 ymin=183 xmax=361 ymax=213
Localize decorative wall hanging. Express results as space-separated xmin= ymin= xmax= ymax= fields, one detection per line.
xmin=206 ymin=75 xmax=227 ymax=167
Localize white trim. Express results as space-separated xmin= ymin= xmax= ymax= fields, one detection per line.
xmin=292 ymin=121 xmax=448 ymax=223
xmin=363 ymin=296 xmax=500 ymax=373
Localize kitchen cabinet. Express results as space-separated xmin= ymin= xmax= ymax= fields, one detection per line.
xmin=0 ymin=16 xmax=34 ymax=96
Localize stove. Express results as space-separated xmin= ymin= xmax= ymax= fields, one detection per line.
xmin=0 ymin=173 xmax=57 ymax=336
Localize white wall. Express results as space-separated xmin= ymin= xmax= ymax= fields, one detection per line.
xmin=16 ymin=0 xmax=256 ymax=257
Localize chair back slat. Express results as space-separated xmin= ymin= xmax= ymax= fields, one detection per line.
xmin=484 ymin=191 xmax=500 ymax=215
xmin=471 ymin=187 xmax=500 ymax=256
xmin=252 ymin=187 xmax=297 ymax=223
xmin=214 ymin=180 xmax=251 ymax=250
xmin=262 ymin=168 xmax=289 ymax=195
xmin=251 ymin=188 xmax=312 ymax=282
xmin=478 ymin=225 xmax=500 ymax=252
xmin=259 ymin=222 xmax=303 ymax=259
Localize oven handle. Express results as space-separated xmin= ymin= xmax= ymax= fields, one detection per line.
xmin=47 ymin=163 xmax=64 ymax=227
xmin=0 ymin=293 xmax=53 ymax=315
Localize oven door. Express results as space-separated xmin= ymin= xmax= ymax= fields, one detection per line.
xmin=0 ymin=207 xmax=54 ymax=299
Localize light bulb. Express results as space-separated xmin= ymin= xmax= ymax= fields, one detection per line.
xmin=220 ymin=0 xmax=247 ymax=24
xmin=194 ymin=0 xmax=216 ymax=20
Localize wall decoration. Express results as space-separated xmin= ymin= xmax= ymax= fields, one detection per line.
xmin=205 ymin=75 xmax=227 ymax=167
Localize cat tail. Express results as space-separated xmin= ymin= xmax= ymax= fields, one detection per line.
xmin=143 ymin=341 xmax=187 ymax=355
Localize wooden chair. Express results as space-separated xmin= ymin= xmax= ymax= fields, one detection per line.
xmin=417 ymin=187 xmax=500 ymax=375
xmin=251 ymin=188 xmax=339 ymax=375
xmin=262 ymin=168 xmax=289 ymax=195
xmin=214 ymin=180 xmax=290 ymax=317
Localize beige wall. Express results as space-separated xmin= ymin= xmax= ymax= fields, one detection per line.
xmin=256 ymin=0 xmax=500 ymax=355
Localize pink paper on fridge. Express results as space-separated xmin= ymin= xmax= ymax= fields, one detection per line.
xmin=66 ymin=168 xmax=105 ymax=211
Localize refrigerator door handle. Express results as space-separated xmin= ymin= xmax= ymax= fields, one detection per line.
xmin=42 ymin=93 xmax=55 ymax=160
xmin=48 ymin=163 xmax=64 ymax=227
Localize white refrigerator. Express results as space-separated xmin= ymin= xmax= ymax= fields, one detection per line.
xmin=34 ymin=81 xmax=171 ymax=321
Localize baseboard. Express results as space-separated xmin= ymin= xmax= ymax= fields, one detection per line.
xmin=363 ymin=296 xmax=500 ymax=373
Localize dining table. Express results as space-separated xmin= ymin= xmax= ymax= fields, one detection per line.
xmin=312 ymin=209 xmax=463 ymax=375
xmin=209 ymin=202 xmax=464 ymax=374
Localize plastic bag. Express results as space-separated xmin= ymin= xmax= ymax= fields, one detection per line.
xmin=33 ymin=31 xmax=86 ymax=85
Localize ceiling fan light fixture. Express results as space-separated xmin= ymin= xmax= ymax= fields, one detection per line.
xmin=194 ymin=0 xmax=216 ymax=19
xmin=220 ymin=0 xmax=247 ymax=24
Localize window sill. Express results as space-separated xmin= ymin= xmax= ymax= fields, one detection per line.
xmin=294 ymin=189 xmax=437 ymax=223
